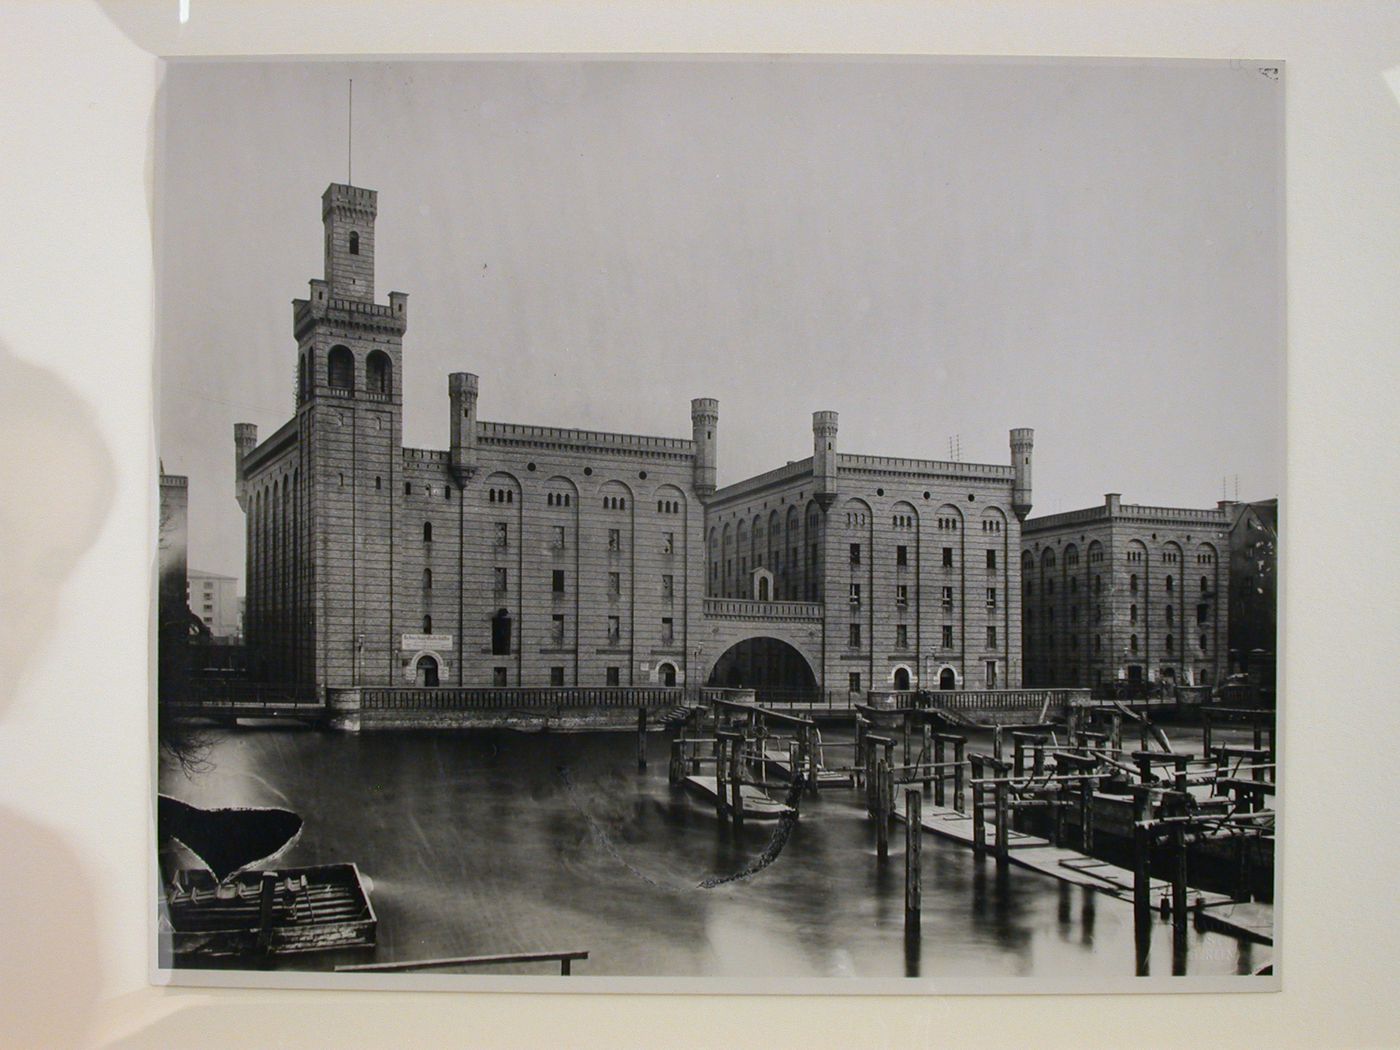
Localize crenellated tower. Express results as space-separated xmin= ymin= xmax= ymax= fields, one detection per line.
xmin=1011 ymin=427 xmax=1034 ymax=521
xmin=449 ymin=372 xmax=480 ymax=485
xmin=813 ymin=410 xmax=839 ymax=510
xmin=691 ymin=398 xmax=719 ymax=499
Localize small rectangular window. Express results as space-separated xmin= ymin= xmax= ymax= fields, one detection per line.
xmin=552 ymin=525 xmax=566 ymax=550
xmin=848 ymin=673 xmax=861 ymax=693
xmin=662 ymin=574 xmax=674 ymax=599
xmin=608 ymin=571 xmax=621 ymax=596
xmin=551 ymin=613 xmax=565 ymax=644
xmin=987 ymin=625 xmax=997 ymax=648
xmin=606 ymin=666 xmax=620 ymax=686
xmin=896 ymin=624 xmax=908 ymax=648
xmin=493 ymin=567 xmax=507 ymax=592
xmin=848 ymin=623 xmax=861 ymax=647
xmin=896 ymin=545 xmax=907 ymax=567
xmin=552 ymin=570 xmax=565 ymax=594
xmin=494 ymin=522 xmax=508 ymax=548
xmin=493 ymin=667 xmax=508 ymax=687
xmin=985 ymin=660 xmax=998 ymax=688
xmin=607 ymin=528 xmax=621 ymax=552
xmin=942 ymin=546 xmax=954 ymax=568
xmin=662 ymin=531 xmax=675 ymax=555
xmin=850 ymin=543 xmax=861 ymax=565
xmin=661 ymin=617 xmax=674 ymax=644
xmin=986 ymin=549 xmax=997 ymax=570
xmin=941 ymin=586 xmax=954 ymax=609
xmin=849 ymin=583 xmax=861 ymax=605
xmin=550 ymin=666 xmax=565 ymax=687
xmin=942 ymin=625 xmax=954 ymax=649
xmin=987 ymin=587 xmax=997 ymax=609
xmin=607 ymin=615 xmax=620 ymax=643
xmin=896 ymin=584 xmax=908 ymax=606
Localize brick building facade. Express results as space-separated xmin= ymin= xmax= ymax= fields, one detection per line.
xmin=703 ymin=418 xmax=1034 ymax=695
xmin=1020 ymin=494 xmax=1230 ymax=688
xmin=236 ymin=184 xmax=707 ymax=693
xmin=235 ymin=183 xmax=1036 ymax=698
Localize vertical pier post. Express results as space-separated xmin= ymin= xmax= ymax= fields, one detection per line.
xmin=1133 ymin=822 xmax=1153 ymax=977
xmin=876 ymin=758 xmax=890 ymax=859
xmin=953 ymin=738 xmax=966 ymax=814
xmin=1080 ymin=775 xmax=1096 ymax=854
xmin=933 ymin=734 xmax=946 ymax=806
xmin=1201 ymin=708 xmax=1212 ymax=759
xmin=714 ymin=736 xmax=728 ymax=821
xmin=1171 ymin=823 xmax=1189 ymax=975
xmin=994 ymin=777 xmax=1009 ymax=868
xmin=1173 ymin=754 xmax=1189 ymax=795
xmin=921 ymin=723 xmax=932 ymax=794
xmin=905 ymin=789 xmax=922 ymax=933
xmin=637 ymin=707 xmax=648 ymax=771
xmin=970 ymin=757 xmax=985 ymax=856
xmin=992 ymin=724 xmax=1003 ymax=763
xmin=256 ymin=870 xmax=279 ymax=953
xmin=729 ymin=737 xmax=744 ymax=832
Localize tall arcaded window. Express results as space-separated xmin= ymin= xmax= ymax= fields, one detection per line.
xmin=327 ymin=345 xmax=354 ymax=390
xmin=367 ymin=350 xmax=392 ymax=395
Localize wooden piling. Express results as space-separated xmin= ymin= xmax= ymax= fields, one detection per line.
xmin=1133 ymin=823 xmax=1152 ymax=976
xmin=921 ymin=723 xmax=933 ymax=794
xmin=953 ymin=739 xmax=966 ymax=814
xmin=637 ymin=707 xmax=648 ymax=771
xmin=1080 ymin=775 xmax=1096 ymax=853
xmin=729 ymin=737 xmax=744 ymax=832
xmin=933 ymin=735 xmax=945 ymax=806
xmin=1171 ymin=823 xmax=1189 ymax=975
xmin=876 ymin=758 xmax=891 ymax=859
xmin=970 ymin=757 xmax=985 ymax=856
xmin=994 ymin=779 xmax=1009 ymax=867
xmin=905 ymin=789 xmax=922 ymax=933
xmin=714 ymin=736 xmax=728 ymax=820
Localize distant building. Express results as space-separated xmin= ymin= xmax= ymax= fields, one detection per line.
xmin=1223 ymin=498 xmax=1278 ymax=678
xmin=1020 ymin=494 xmax=1230 ymax=688
xmin=158 ymin=473 xmax=189 ymax=630
xmin=187 ymin=570 xmax=241 ymax=641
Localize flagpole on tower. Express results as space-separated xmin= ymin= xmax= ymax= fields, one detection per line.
xmin=347 ymin=78 xmax=353 ymax=185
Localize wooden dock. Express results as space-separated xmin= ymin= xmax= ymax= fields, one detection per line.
xmin=1196 ymin=901 xmax=1275 ymax=946
xmin=892 ymin=789 xmax=1238 ymax=911
xmin=761 ymin=748 xmax=853 ymax=788
xmin=682 ymin=775 xmax=794 ymax=820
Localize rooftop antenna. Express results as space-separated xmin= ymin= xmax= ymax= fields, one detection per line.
xmin=347 ymin=78 xmax=353 ymax=185
xmin=1234 ymin=474 xmax=1240 ymax=500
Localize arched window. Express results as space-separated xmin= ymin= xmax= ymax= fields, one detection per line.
xmin=423 ymin=521 xmax=433 ymax=543
xmin=349 ymin=231 xmax=360 ymax=255
xmin=1130 ymin=573 xmax=1139 ymax=594
xmin=327 ymin=345 xmax=354 ymax=390
xmin=1165 ymin=574 xmax=1174 ymax=593
xmin=366 ymin=350 xmax=391 ymax=395
xmin=1130 ymin=604 xmax=1138 ymax=623
xmin=422 ymin=615 xmax=433 ymax=633
xmin=423 ymin=568 xmax=433 ymax=590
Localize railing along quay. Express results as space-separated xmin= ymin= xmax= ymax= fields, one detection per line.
xmin=359 ymin=686 xmax=688 ymax=711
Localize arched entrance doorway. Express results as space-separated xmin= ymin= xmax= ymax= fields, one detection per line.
xmin=938 ymin=667 xmax=956 ymax=690
xmin=893 ymin=666 xmax=912 ymax=691
xmin=415 ymin=654 xmax=440 ymax=687
xmin=707 ymin=637 xmax=818 ymax=702
xmin=657 ymin=662 xmax=678 ymax=687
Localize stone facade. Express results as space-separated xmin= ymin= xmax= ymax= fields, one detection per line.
xmin=1020 ymin=494 xmax=1230 ymax=688
xmin=703 ymin=414 xmax=1032 ymax=696
xmin=236 ymin=184 xmax=706 ymax=694
xmin=1224 ymin=498 xmax=1278 ymax=676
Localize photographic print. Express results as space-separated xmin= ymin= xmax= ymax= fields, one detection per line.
xmin=154 ymin=55 xmax=1282 ymax=989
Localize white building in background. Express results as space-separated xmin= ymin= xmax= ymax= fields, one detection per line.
xmin=187 ymin=569 xmax=241 ymax=641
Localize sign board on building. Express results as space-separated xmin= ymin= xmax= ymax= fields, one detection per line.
xmin=401 ymin=633 xmax=454 ymax=651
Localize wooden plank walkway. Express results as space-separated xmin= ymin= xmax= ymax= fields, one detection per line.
xmin=682 ymin=775 xmax=794 ymax=820
xmin=892 ymin=789 xmax=1236 ymax=910
xmin=760 ymin=749 xmax=854 ymax=788
xmin=1196 ymin=902 xmax=1275 ymax=946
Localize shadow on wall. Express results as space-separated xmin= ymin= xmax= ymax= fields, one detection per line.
xmin=0 ymin=341 xmax=115 ymax=1047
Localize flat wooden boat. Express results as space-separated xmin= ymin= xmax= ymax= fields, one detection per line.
xmin=681 ymin=775 xmax=794 ymax=820
xmin=161 ymin=862 xmax=376 ymax=958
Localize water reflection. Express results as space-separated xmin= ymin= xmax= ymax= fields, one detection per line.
xmin=159 ymin=728 xmax=1266 ymax=980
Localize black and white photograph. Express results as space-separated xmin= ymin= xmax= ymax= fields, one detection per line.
xmin=153 ymin=55 xmax=1282 ymax=990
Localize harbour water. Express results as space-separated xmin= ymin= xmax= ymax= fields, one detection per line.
xmin=159 ymin=727 xmax=1267 ymax=979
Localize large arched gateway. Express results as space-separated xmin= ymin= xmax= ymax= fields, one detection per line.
xmin=706 ymin=637 xmax=819 ymax=701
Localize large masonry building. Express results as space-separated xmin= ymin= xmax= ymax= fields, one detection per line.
xmin=236 ymin=184 xmax=1033 ymax=698
xmin=1020 ymin=495 xmax=1230 ymax=689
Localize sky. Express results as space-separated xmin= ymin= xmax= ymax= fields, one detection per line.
xmin=157 ymin=57 xmax=1284 ymax=590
